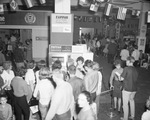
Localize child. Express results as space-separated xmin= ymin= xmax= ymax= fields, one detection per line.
xmin=75 ymin=56 xmax=85 ymax=79
xmin=0 ymin=94 xmax=12 ymax=120
xmin=141 ymin=96 xmax=150 ymax=120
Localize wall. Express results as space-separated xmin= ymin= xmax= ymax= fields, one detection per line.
xmin=32 ymin=27 xmax=49 ymax=61
xmin=72 ymin=11 xmax=103 ymax=42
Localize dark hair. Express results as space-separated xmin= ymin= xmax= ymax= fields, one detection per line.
xmin=3 ymin=61 xmax=12 ymax=70
xmin=68 ymin=65 xmax=76 ymax=74
xmin=114 ymin=59 xmax=122 ymax=66
xmin=52 ymin=60 xmax=62 ymax=71
xmin=76 ymin=56 xmax=84 ymax=63
xmin=27 ymin=60 xmax=35 ymax=69
xmin=16 ymin=67 xmax=27 ymax=77
xmin=81 ymin=91 xmax=92 ymax=104
xmin=127 ymin=56 xmax=135 ymax=63
xmin=84 ymin=60 xmax=93 ymax=68
xmin=38 ymin=60 xmax=46 ymax=69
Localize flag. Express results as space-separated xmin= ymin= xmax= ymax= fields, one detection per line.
xmin=117 ymin=7 xmax=127 ymax=20
xmin=132 ymin=10 xmax=140 ymax=16
xmin=24 ymin=0 xmax=34 ymax=8
xmin=104 ymin=4 xmax=112 ymax=16
xmin=136 ymin=11 xmax=140 ymax=16
xmin=10 ymin=0 xmax=18 ymax=11
xmin=90 ymin=3 xmax=99 ymax=12
xmin=39 ymin=0 xmax=46 ymax=4
xmin=0 ymin=4 xmax=4 ymax=14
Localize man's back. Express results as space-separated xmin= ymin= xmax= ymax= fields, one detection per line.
xmin=49 ymin=81 xmax=74 ymax=115
xmin=68 ymin=76 xmax=85 ymax=101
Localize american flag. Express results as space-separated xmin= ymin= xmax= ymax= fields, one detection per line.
xmin=104 ymin=3 xmax=112 ymax=16
xmin=117 ymin=7 xmax=127 ymax=20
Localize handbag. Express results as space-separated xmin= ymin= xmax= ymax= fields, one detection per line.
xmin=28 ymin=96 xmax=39 ymax=114
xmin=28 ymin=96 xmax=39 ymax=107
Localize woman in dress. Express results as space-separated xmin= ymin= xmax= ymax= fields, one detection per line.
xmin=109 ymin=59 xmax=123 ymax=113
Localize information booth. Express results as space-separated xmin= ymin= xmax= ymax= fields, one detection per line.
xmin=49 ymin=44 xmax=93 ymax=71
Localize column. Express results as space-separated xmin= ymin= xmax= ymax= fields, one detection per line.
xmin=137 ymin=2 xmax=150 ymax=52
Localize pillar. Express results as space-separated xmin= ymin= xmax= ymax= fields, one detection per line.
xmin=50 ymin=0 xmax=73 ymax=45
xmin=137 ymin=2 xmax=150 ymax=52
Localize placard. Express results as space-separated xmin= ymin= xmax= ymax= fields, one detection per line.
xmin=51 ymin=14 xmax=72 ymax=33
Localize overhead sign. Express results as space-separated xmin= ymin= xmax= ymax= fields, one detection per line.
xmin=51 ymin=14 xmax=72 ymax=33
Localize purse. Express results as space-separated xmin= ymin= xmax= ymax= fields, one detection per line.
xmin=28 ymin=96 xmax=39 ymax=107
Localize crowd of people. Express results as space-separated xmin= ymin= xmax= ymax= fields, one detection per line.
xmin=0 ymin=55 xmax=103 ymax=120
xmin=76 ymin=33 xmax=150 ymax=69
xmin=0 ymin=32 xmax=150 ymax=120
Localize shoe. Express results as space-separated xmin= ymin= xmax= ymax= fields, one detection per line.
xmin=117 ymin=111 xmax=121 ymax=114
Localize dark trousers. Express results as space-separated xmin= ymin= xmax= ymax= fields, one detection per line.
xmin=108 ymin=53 xmax=115 ymax=64
xmin=5 ymin=90 xmax=14 ymax=109
xmin=14 ymin=95 xmax=30 ymax=120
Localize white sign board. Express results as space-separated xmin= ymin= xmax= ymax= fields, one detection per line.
xmin=51 ymin=14 xmax=72 ymax=33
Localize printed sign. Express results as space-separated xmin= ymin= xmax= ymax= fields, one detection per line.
xmin=51 ymin=14 xmax=72 ymax=33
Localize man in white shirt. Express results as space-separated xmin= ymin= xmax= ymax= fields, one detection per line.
xmin=33 ymin=67 xmax=54 ymax=120
xmin=131 ymin=45 xmax=140 ymax=67
xmin=45 ymin=60 xmax=74 ymax=120
xmin=120 ymin=46 xmax=129 ymax=68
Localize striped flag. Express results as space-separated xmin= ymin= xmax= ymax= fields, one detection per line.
xmin=104 ymin=3 xmax=112 ymax=16
xmin=117 ymin=7 xmax=127 ymax=20
xmin=10 ymin=0 xmax=18 ymax=11
xmin=24 ymin=0 xmax=34 ymax=8
xmin=39 ymin=0 xmax=46 ymax=4
xmin=0 ymin=4 xmax=4 ymax=14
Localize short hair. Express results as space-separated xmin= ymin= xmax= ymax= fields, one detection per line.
xmin=3 ymin=61 xmax=12 ymax=70
xmin=68 ymin=65 xmax=76 ymax=74
xmin=76 ymin=56 xmax=84 ymax=63
xmin=38 ymin=60 xmax=46 ymax=69
xmin=15 ymin=67 xmax=27 ymax=77
xmin=114 ymin=59 xmax=122 ymax=66
xmin=39 ymin=67 xmax=51 ymax=79
xmin=84 ymin=60 xmax=93 ymax=68
xmin=52 ymin=60 xmax=62 ymax=71
xmin=81 ymin=91 xmax=92 ymax=104
xmin=27 ymin=60 xmax=35 ymax=69
xmin=127 ymin=56 xmax=135 ymax=63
